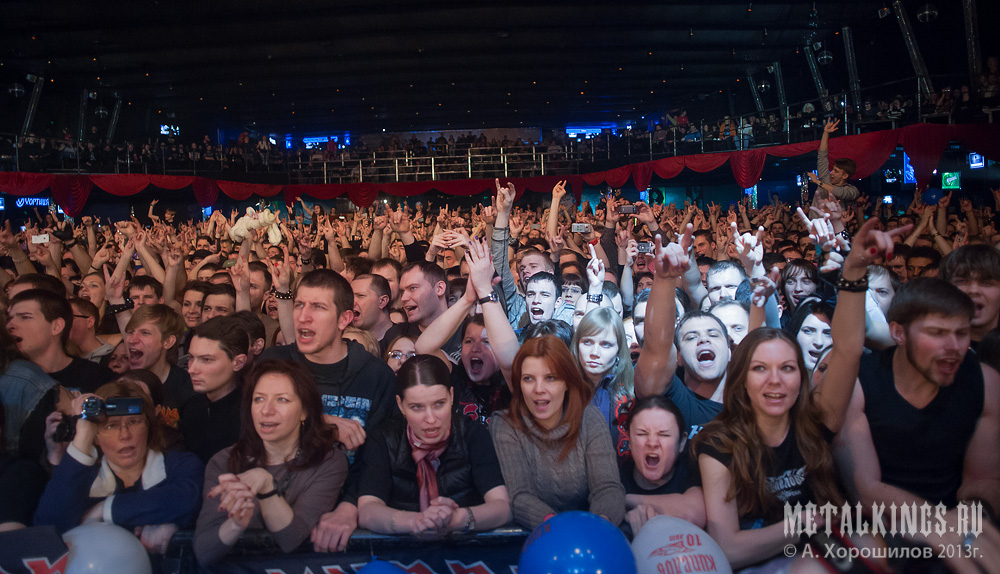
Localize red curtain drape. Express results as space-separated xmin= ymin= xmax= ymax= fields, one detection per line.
xmin=48 ymin=175 xmax=92 ymax=217
xmin=4 ymin=124 xmax=997 ymax=213
xmin=729 ymin=149 xmax=768 ymax=189
xmin=0 ymin=172 xmax=53 ymax=196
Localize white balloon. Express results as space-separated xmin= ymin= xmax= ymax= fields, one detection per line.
xmin=631 ymin=516 xmax=732 ymax=574
xmin=62 ymin=523 xmax=152 ymax=574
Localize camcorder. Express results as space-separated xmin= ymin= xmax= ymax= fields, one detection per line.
xmin=53 ymin=397 xmax=144 ymax=442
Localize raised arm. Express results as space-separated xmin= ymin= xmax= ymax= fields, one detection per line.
xmin=467 ymin=238 xmax=518 ymax=386
xmin=634 ymin=226 xmax=691 ymax=398
xmin=818 ymin=218 xmax=911 ymax=433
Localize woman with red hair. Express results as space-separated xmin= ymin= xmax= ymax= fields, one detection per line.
xmin=490 ymin=335 xmax=625 ymax=529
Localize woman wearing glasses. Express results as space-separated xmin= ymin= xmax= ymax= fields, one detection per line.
xmin=34 ymin=380 xmax=204 ymax=553
xmin=385 ymin=336 xmax=417 ymax=373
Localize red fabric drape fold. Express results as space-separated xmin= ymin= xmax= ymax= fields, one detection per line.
xmin=191 ymin=178 xmax=220 ymax=207
xmin=215 ymin=180 xmax=284 ymax=201
xmin=89 ymin=174 xmax=150 ymax=196
xmin=148 ymin=175 xmax=196 ymax=190
xmin=48 ymin=175 xmax=92 ymax=217
xmin=346 ymin=183 xmax=381 ymax=207
xmin=729 ymin=150 xmax=768 ymax=189
xmin=0 ymin=172 xmax=53 ymax=196
xmin=652 ymin=157 xmax=687 ymax=180
xmin=684 ymin=153 xmax=732 ymax=173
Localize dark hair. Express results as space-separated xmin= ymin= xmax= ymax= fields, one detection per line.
xmin=525 ymin=271 xmax=561 ymax=293
xmin=116 ymin=369 xmax=165 ymax=407
xmin=906 ymin=246 xmax=941 ymax=266
xmin=9 ymin=289 xmax=73 ymax=347
xmin=230 ymin=311 xmax=266 ymax=347
xmin=886 ymin=278 xmax=974 ymax=327
xmin=940 ymin=245 xmax=1000 ymax=283
xmin=10 ymin=274 xmax=66 ymax=297
xmin=371 ymin=258 xmax=403 ymax=280
xmin=780 ymin=260 xmax=819 ymax=311
xmin=461 ymin=314 xmax=486 ymax=341
xmin=94 ymin=380 xmax=164 ymax=452
xmin=783 ymin=298 xmax=834 ymax=340
xmin=692 ymin=328 xmax=842 ymax=520
xmin=354 ymin=273 xmax=391 ymax=302
xmin=693 ymin=230 xmax=715 ymax=245
xmin=834 ymin=157 xmax=857 ymax=177
xmin=229 ymin=360 xmax=336 ymax=473
xmin=344 ymin=256 xmax=373 ymax=278
xmin=296 ymin=269 xmax=355 ymax=317
xmin=190 ymin=316 xmax=250 ymax=360
xmin=395 ymin=354 xmax=451 ymax=398
xmin=69 ymin=297 xmax=100 ymax=321
xmin=506 ymin=335 xmax=592 ymax=461
xmin=695 ymin=256 xmax=717 ymax=268
xmin=520 ymin=319 xmax=574 ymax=347
xmin=560 ymin=272 xmax=587 ymax=293
xmin=626 ymin=395 xmax=687 ymax=439
xmin=129 ymin=275 xmax=164 ymax=300
xmin=247 ymin=261 xmax=273 ymax=291
xmin=182 ymin=280 xmax=213 ymax=299
xmin=401 ymin=260 xmax=448 ymax=293
xmin=674 ymin=310 xmax=730 ymax=349
xmin=708 ymin=259 xmax=748 ymax=281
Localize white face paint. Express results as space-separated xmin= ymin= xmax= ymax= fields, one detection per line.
xmin=796 ymin=313 xmax=832 ymax=370
xmin=711 ymin=304 xmax=750 ymax=346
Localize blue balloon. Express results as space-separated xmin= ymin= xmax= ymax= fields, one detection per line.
xmin=358 ymin=560 xmax=407 ymax=574
xmin=520 ymin=511 xmax=636 ymax=574
xmin=922 ymin=187 xmax=944 ymax=205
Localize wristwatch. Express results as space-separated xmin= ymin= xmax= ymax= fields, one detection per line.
xmin=587 ymin=293 xmax=604 ymax=303
xmin=477 ymin=292 xmax=499 ymax=305
xmin=463 ymin=508 xmax=476 ymax=533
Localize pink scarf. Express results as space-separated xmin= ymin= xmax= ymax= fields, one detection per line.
xmin=406 ymin=425 xmax=450 ymax=511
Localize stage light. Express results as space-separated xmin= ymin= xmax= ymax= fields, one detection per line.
xmin=818 ymin=50 xmax=834 ymax=65
xmin=757 ymin=80 xmax=771 ymax=92
xmin=8 ymin=83 xmax=25 ymax=97
xmin=916 ymin=4 xmax=938 ymax=23
xmin=95 ymin=106 xmax=109 ymax=119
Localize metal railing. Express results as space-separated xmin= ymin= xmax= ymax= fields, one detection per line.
xmin=2 ymin=73 xmax=995 ymax=185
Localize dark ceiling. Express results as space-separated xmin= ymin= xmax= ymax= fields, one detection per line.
xmin=1 ymin=0 xmax=995 ymax=138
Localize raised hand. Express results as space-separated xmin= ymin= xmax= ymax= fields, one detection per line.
xmin=797 ymin=207 xmax=838 ymax=252
xmin=494 ymin=178 xmax=516 ymax=214
xmin=751 ymin=266 xmax=782 ymax=307
xmin=465 ymin=238 xmax=499 ymax=298
xmin=823 ymin=118 xmax=840 ymax=134
xmin=585 ymin=244 xmax=606 ymax=292
xmin=650 ymin=229 xmax=691 ymax=280
xmin=732 ymin=223 xmax=764 ymax=271
xmin=844 ymin=218 xmax=913 ymax=274
xmin=551 ymin=180 xmax=567 ymax=203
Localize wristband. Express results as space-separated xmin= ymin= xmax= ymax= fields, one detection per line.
xmin=836 ymin=274 xmax=869 ymax=293
xmin=256 ymin=488 xmax=280 ymax=500
xmin=108 ymin=301 xmax=134 ymax=314
xmin=463 ymin=508 xmax=476 ymax=533
xmin=299 ymin=257 xmax=312 ymax=265
xmin=588 ymin=238 xmax=600 ymax=246
xmin=273 ymin=289 xmax=294 ymax=300
xmin=477 ymin=293 xmax=499 ymax=305
xmin=587 ymin=293 xmax=604 ymax=303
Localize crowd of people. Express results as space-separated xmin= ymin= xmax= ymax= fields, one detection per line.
xmin=0 ymin=118 xmax=998 ymax=573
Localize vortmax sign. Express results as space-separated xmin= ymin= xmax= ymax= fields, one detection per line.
xmin=14 ymin=197 xmax=50 ymax=208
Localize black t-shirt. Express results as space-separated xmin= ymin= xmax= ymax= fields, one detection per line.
xmin=162 ymin=363 xmax=196 ymax=428
xmin=0 ymin=453 xmax=48 ymax=525
xmin=664 ymin=375 xmax=723 ymax=440
xmin=179 ymin=385 xmax=242 ymax=464
xmin=619 ymin=453 xmax=700 ymax=496
xmin=49 ymin=357 xmax=115 ymax=395
xmin=696 ymin=423 xmax=834 ymax=530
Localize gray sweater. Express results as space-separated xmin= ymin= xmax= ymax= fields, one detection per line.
xmin=193 ymin=447 xmax=348 ymax=565
xmin=490 ymin=405 xmax=626 ymax=529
